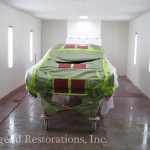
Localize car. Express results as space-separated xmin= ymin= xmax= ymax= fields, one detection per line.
xmin=25 ymin=44 xmax=118 ymax=127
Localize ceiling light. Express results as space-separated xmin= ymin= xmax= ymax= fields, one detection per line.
xmin=79 ymin=16 xmax=88 ymax=19
xmin=73 ymin=0 xmax=86 ymax=1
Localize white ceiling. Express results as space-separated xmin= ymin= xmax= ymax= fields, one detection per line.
xmin=0 ymin=0 xmax=150 ymax=21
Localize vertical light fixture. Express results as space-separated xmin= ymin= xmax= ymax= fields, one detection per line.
xmin=30 ymin=30 xmax=33 ymax=62
xmin=8 ymin=26 xmax=13 ymax=68
xmin=149 ymin=58 xmax=150 ymax=72
xmin=134 ymin=33 xmax=138 ymax=65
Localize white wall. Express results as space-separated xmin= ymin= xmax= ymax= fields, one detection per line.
xmin=127 ymin=11 xmax=150 ymax=99
xmin=67 ymin=20 xmax=101 ymax=38
xmin=41 ymin=20 xmax=67 ymax=56
xmin=0 ymin=2 xmax=41 ymax=99
xmin=101 ymin=22 xmax=129 ymax=76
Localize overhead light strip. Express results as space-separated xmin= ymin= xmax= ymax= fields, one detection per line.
xmin=79 ymin=16 xmax=88 ymax=19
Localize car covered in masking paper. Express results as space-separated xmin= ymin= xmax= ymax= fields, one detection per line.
xmin=25 ymin=44 xmax=118 ymax=118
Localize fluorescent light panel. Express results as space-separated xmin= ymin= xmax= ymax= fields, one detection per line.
xmin=79 ymin=16 xmax=88 ymax=19
xmin=149 ymin=58 xmax=150 ymax=72
xmin=8 ymin=26 xmax=13 ymax=68
xmin=30 ymin=30 xmax=33 ymax=62
xmin=134 ymin=33 xmax=138 ymax=65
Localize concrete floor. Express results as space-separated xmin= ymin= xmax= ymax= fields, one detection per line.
xmin=0 ymin=76 xmax=150 ymax=150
